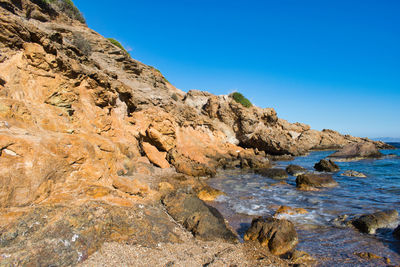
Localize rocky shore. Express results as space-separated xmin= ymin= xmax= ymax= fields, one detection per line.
xmin=0 ymin=1 xmax=395 ymax=266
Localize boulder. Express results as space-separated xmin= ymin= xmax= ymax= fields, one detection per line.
xmin=196 ymin=185 xmax=226 ymax=201
xmin=162 ymin=192 xmax=237 ymax=242
xmin=341 ymin=170 xmax=367 ymax=178
xmin=296 ymin=173 xmax=338 ymax=190
xmin=244 ymin=217 xmax=298 ymax=255
xmin=329 ymin=142 xmax=383 ymax=161
xmin=352 ymin=210 xmax=398 ymax=234
xmin=314 ymin=159 xmax=340 ymax=172
xmin=394 ymin=225 xmax=400 ymax=239
xmin=286 ymin=165 xmax=306 ymax=176
xmin=256 ymin=168 xmax=288 ymax=180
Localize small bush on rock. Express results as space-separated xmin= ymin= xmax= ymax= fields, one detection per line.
xmin=38 ymin=0 xmax=85 ymax=23
xmin=72 ymin=33 xmax=91 ymax=56
xmin=231 ymin=92 xmax=252 ymax=108
xmin=107 ymin=38 xmax=127 ymax=53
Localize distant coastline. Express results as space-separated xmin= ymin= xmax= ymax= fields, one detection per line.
xmin=372 ymin=137 xmax=400 ymax=143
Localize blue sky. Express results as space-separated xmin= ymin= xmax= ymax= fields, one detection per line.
xmin=75 ymin=0 xmax=400 ymax=138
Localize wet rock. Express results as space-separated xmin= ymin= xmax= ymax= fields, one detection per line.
xmin=329 ymin=142 xmax=383 ymax=161
xmin=354 ymin=252 xmax=383 ymax=260
xmin=394 ymin=225 xmax=400 ymax=239
xmin=167 ymin=149 xmax=216 ymax=177
xmin=286 ymin=250 xmax=317 ymax=265
xmin=244 ymin=217 xmax=298 ymax=255
xmin=352 ymin=210 xmax=398 ymax=234
xmin=256 ymin=168 xmax=288 ymax=180
xmin=314 ymin=159 xmax=340 ymax=172
xmin=286 ymin=165 xmax=307 ymax=176
xmin=341 ymin=170 xmax=367 ymax=178
xmin=296 ymin=173 xmax=338 ymax=190
xmin=238 ymin=150 xmax=271 ymax=169
xmin=267 ymin=154 xmax=295 ymax=161
xmin=274 ymin=206 xmax=308 ymax=217
xmin=162 ymin=192 xmax=237 ymax=242
xmin=196 ymin=185 xmax=226 ymax=201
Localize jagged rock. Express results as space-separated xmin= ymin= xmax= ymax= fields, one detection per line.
xmin=244 ymin=217 xmax=298 ymax=255
xmin=167 ymin=149 xmax=216 ymax=177
xmin=314 ymin=159 xmax=340 ymax=172
xmin=238 ymin=150 xmax=271 ymax=169
xmin=112 ymin=176 xmax=150 ymax=196
xmin=286 ymin=165 xmax=306 ymax=176
xmin=141 ymin=142 xmax=170 ymax=169
xmin=296 ymin=173 xmax=338 ymax=190
xmin=162 ymin=192 xmax=237 ymax=242
xmin=329 ymin=142 xmax=383 ymax=161
xmin=274 ymin=206 xmax=308 ymax=217
xmin=256 ymin=168 xmax=288 ymax=180
xmin=352 ymin=210 xmax=398 ymax=234
xmin=341 ymin=170 xmax=367 ymax=178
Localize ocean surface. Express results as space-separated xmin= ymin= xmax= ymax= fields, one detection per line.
xmin=208 ymin=143 xmax=400 ymax=266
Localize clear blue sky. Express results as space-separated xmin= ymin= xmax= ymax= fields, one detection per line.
xmin=75 ymin=0 xmax=400 ymax=138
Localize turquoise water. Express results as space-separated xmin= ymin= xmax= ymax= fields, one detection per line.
xmin=208 ymin=143 xmax=400 ymax=266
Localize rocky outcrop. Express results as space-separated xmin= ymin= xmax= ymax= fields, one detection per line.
xmin=256 ymin=168 xmax=288 ymax=180
xmin=352 ymin=210 xmax=398 ymax=234
xmin=244 ymin=217 xmax=298 ymax=255
xmin=296 ymin=173 xmax=338 ymax=190
xmin=314 ymin=159 xmax=340 ymax=172
xmin=329 ymin=143 xmax=384 ymax=161
xmin=162 ymin=192 xmax=238 ymax=242
xmin=286 ymin=165 xmax=307 ymax=176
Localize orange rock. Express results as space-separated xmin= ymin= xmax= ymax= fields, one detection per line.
xmin=141 ymin=142 xmax=170 ymax=169
xmin=274 ymin=206 xmax=308 ymax=217
xmin=197 ymin=186 xmax=226 ymax=201
xmin=112 ymin=176 xmax=150 ymax=196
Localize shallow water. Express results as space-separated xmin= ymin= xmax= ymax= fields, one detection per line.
xmin=208 ymin=143 xmax=400 ymax=266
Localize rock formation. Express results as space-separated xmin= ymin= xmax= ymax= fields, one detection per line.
xmin=296 ymin=173 xmax=338 ymax=190
xmin=314 ymin=159 xmax=340 ymax=172
xmin=352 ymin=210 xmax=398 ymax=234
xmin=0 ymin=0 xmax=394 ymax=265
xmin=329 ymin=142 xmax=384 ymax=161
xmin=286 ymin=164 xmax=307 ymax=176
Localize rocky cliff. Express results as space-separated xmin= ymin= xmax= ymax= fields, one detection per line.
xmin=0 ymin=0 xmax=391 ymax=265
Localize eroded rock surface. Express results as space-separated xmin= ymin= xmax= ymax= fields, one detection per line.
xmin=244 ymin=217 xmax=298 ymax=255
xmin=296 ymin=173 xmax=338 ymax=190
xmin=329 ymin=143 xmax=384 ymax=161
xmin=352 ymin=210 xmax=398 ymax=234
xmin=314 ymin=159 xmax=340 ymax=172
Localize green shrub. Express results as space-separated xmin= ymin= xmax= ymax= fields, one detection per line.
xmin=37 ymin=0 xmax=85 ymax=23
xmin=230 ymin=92 xmax=252 ymax=108
xmin=73 ymin=33 xmax=91 ymax=56
xmin=107 ymin=38 xmax=127 ymax=53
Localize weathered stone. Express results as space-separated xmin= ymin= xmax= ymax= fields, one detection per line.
xmin=196 ymin=185 xmax=226 ymax=201
xmin=352 ymin=210 xmax=398 ymax=234
xmin=274 ymin=206 xmax=308 ymax=217
xmin=162 ymin=192 xmax=237 ymax=242
xmin=286 ymin=165 xmax=306 ymax=176
xmin=314 ymin=159 xmax=340 ymax=172
xmin=256 ymin=168 xmax=288 ymax=180
xmin=329 ymin=142 xmax=383 ymax=161
xmin=244 ymin=217 xmax=298 ymax=255
xmin=112 ymin=176 xmax=149 ymax=196
xmin=141 ymin=142 xmax=170 ymax=169
xmin=296 ymin=173 xmax=338 ymax=190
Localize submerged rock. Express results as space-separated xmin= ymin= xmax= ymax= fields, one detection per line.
xmin=329 ymin=142 xmax=383 ymax=161
xmin=196 ymin=185 xmax=226 ymax=201
xmin=394 ymin=225 xmax=400 ymax=239
xmin=256 ymin=168 xmax=288 ymax=180
xmin=341 ymin=170 xmax=367 ymax=178
xmin=352 ymin=210 xmax=398 ymax=234
xmin=244 ymin=217 xmax=298 ymax=255
xmin=286 ymin=165 xmax=307 ymax=176
xmin=162 ymin=192 xmax=237 ymax=242
xmin=314 ymin=159 xmax=340 ymax=172
xmin=296 ymin=173 xmax=338 ymax=190
xmin=274 ymin=206 xmax=308 ymax=217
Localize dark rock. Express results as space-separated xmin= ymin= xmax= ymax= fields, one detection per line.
xmin=329 ymin=142 xmax=383 ymax=161
xmin=238 ymin=151 xmax=271 ymax=169
xmin=286 ymin=165 xmax=307 ymax=176
xmin=267 ymin=154 xmax=295 ymax=161
xmin=394 ymin=225 xmax=400 ymax=239
xmin=256 ymin=168 xmax=288 ymax=180
xmin=162 ymin=192 xmax=238 ymax=242
xmin=352 ymin=210 xmax=398 ymax=234
xmin=296 ymin=173 xmax=338 ymax=190
xmin=244 ymin=217 xmax=298 ymax=255
xmin=340 ymin=170 xmax=366 ymax=178
xmin=314 ymin=159 xmax=340 ymax=172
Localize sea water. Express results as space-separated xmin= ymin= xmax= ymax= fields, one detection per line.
xmin=208 ymin=143 xmax=400 ymax=266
